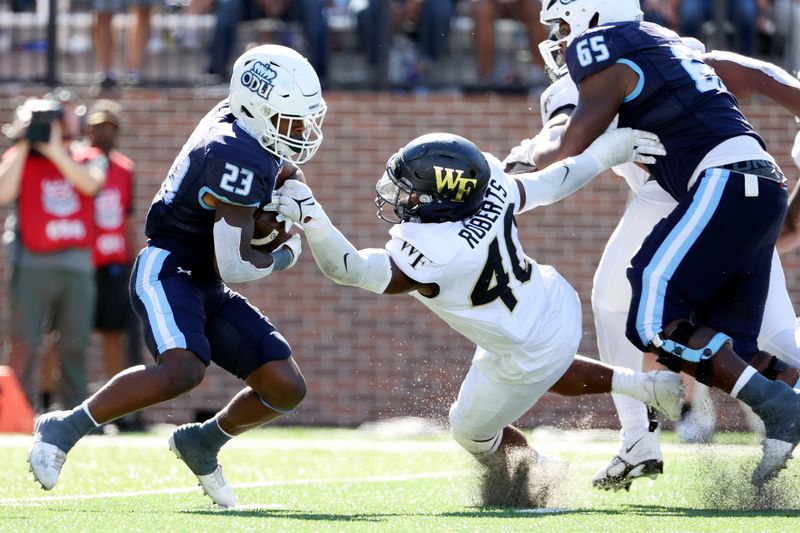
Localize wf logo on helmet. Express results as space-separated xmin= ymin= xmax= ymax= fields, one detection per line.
xmin=434 ymin=166 xmax=477 ymax=202
xmin=241 ymin=61 xmax=278 ymax=100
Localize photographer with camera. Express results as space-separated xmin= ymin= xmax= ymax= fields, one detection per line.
xmin=0 ymin=89 xmax=107 ymax=412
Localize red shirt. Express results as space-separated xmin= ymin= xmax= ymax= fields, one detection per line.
xmin=76 ymin=146 xmax=134 ymax=267
xmin=9 ymin=147 xmax=95 ymax=253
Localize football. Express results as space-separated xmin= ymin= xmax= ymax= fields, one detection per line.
xmin=251 ymin=209 xmax=292 ymax=253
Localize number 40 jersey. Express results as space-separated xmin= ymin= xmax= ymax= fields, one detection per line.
xmin=566 ymin=21 xmax=765 ymax=200
xmin=144 ymin=99 xmax=281 ymax=278
xmin=385 ymin=155 xmax=582 ymax=375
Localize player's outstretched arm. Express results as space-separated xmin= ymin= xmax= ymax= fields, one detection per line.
xmin=514 ymin=128 xmax=665 ymax=213
xmin=704 ymin=51 xmax=800 ymax=116
xmin=211 ymin=199 xmax=301 ymax=283
xmin=268 ymin=180 xmax=422 ymax=295
xmin=533 ymin=63 xmax=636 ymax=168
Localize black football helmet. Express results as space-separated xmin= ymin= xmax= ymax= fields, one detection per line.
xmin=375 ymin=132 xmax=491 ymax=224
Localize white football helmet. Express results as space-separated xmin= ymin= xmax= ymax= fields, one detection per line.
xmin=229 ymin=44 xmax=326 ymax=164
xmin=539 ymin=0 xmax=643 ymax=79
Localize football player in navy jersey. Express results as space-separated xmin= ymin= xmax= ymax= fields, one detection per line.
xmin=512 ymin=48 xmax=800 ymax=491
xmin=266 ymin=129 xmax=681 ymax=506
xmin=533 ymin=0 xmax=800 ymax=487
xmin=27 ymin=44 xmax=326 ymax=508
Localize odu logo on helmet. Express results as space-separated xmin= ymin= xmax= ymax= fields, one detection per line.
xmin=241 ymin=61 xmax=278 ymax=100
xmin=433 ymin=165 xmax=477 ymax=202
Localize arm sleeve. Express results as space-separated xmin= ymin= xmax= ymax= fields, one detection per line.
xmin=303 ymin=209 xmax=393 ymax=294
xmin=515 ymin=152 xmax=603 ymax=213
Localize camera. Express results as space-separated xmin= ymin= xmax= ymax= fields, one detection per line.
xmin=23 ymin=99 xmax=63 ymax=144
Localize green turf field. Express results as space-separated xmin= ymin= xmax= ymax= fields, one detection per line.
xmin=1 ymin=426 xmax=799 ymax=532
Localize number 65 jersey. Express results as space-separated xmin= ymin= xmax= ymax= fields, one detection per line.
xmin=566 ymin=21 xmax=766 ymax=200
xmin=385 ymin=155 xmax=582 ymax=375
xmin=144 ymin=99 xmax=280 ymax=278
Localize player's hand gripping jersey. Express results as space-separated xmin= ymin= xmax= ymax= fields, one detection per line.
xmin=386 ymin=154 xmax=578 ymax=364
xmin=566 ymin=21 xmax=765 ymax=199
xmin=145 ymin=99 xmax=281 ymax=278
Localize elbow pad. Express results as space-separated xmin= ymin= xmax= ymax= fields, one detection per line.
xmin=213 ymin=218 xmax=277 ymax=283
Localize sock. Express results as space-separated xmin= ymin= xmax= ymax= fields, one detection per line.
xmin=41 ymin=403 xmax=99 ymax=453
xmin=595 ymin=308 xmax=650 ymax=441
xmin=735 ymin=369 xmax=800 ymax=442
xmin=197 ymin=417 xmax=233 ymax=453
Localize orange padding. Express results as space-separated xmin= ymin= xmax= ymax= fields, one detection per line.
xmin=0 ymin=366 xmax=34 ymax=434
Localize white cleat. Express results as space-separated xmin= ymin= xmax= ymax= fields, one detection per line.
xmin=28 ymin=441 xmax=66 ymax=490
xmin=642 ymin=371 xmax=684 ymax=421
xmin=752 ymin=438 xmax=794 ymax=488
xmin=592 ymin=432 xmax=663 ymax=492
xmin=197 ymin=465 xmax=237 ymax=508
xmin=168 ymin=435 xmax=237 ymax=508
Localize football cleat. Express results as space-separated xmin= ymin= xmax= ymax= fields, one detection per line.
xmin=28 ymin=441 xmax=66 ymax=490
xmin=641 ymin=371 xmax=684 ymax=421
xmin=751 ymin=383 xmax=800 ymax=487
xmin=168 ymin=428 xmax=237 ymax=508
xmin=27 ymin=412 xmax=70 ymax=490
xmin=752 ymin=439 xmax=794 ymax=488
xmin=196 ymin=465 xmax=237 ymax=508
xmin=592 ymin=432 xmax=663 ymax=492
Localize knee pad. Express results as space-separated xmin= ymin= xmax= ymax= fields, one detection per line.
xmin=448 ymin=409 xmax=502 ymax=456
xmin=649 ymin=321 xmax=731 ymax=385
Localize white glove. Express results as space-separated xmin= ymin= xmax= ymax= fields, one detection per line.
xmin=503 ymin=125 xmax=566 ymax=167
xmin=273 ymin=233 xmax=302 ymax=269
xmin=791 ymin=130 xmax=800 ymax=171
xmin=269 ymin=179 xmax=327 ymax=230
xmin=584 ymin=128 xmax=666 ymax=169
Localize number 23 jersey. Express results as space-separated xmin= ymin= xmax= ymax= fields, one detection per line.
xmin=386 ymin=155 xmax=580 ymax=359
xmin=144 ymin=99 xmax=281 ymax=278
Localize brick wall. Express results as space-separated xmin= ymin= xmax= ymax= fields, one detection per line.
xmin=1 ymin=87 xmax=798 ymax=431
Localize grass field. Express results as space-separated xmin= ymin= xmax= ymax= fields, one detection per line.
xmin=2 ymin=425 xmax=799 ymax=532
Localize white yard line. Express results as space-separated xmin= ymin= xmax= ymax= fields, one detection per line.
xmin=0 ymin=471 xmax=469 ymax=506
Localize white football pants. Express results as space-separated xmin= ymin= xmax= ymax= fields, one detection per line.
xmin=591 ymin=180 xmax=800 ymax=442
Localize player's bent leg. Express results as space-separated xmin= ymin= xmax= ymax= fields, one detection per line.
xmin=28 ymin=348 xmax=205 ymax=491
xmin=641 ymin=319 xmax=800 ymax=486
xmin=448 ymin=360 xmax=569 ymax=507
xmin=88 ymin=348 xmax=206 ymax=423
xmin=169 ymin=357 xmax=306 ymax=508
xmin=548 ymin=355 xmax=684 ymax=422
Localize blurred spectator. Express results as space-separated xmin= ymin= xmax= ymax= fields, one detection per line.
xmin=206 ymin=0 xmax=329 ymax=85
xmin=356 ymin=0 xmax=455 ymax=87
xmin=471 ymin=0 xmax=547 ymax=87
xmin=0 ymin=89 xmax=106 ymax=412
xmin=93 ymin=0 xmax=160 ymax=88
xmin=641 ymin=0 xmax=680 ymax=29
xmin=680 ymin=0 xmax=771 ymax=55
xmin=77 ymin=99 xmax=145 ymax=431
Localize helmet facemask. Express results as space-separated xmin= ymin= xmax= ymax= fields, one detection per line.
xmin=375 ymin=155 xmax=427 ymax=224
xmin=538 ymin=0 xmax=643 ymax=77
xmin=229 ymin=44 xmax=327 ymax=165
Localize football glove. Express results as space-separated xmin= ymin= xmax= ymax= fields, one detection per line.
xmin=585 ymin=128 xmax=666 ymax=169
xmin=268 ymin=180 xmax=328 ymax=231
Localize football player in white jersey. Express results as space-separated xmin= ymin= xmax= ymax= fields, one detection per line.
xmin=267 ymin=129 xmax=678 ymax=505
xmin=506 ymin=43 xmax=800 ymax=491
